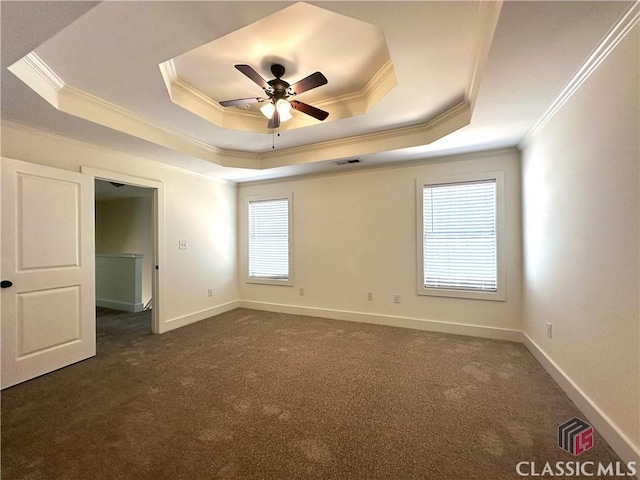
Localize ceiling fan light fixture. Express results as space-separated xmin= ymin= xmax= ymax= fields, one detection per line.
xmin=262 ymin=99 xmax=292 ymax=122
xmin=279 ymin=110 xmax=292 ymax=122
xmin=276 ymin=98 xmax=291 ymax=114
xmin=260 ymin=102 xmax=276 ymax=119
xmin=276 ymin=99 xmax=292 ymax=122
xmin=222 ymin=64 xmax=329 ymax=128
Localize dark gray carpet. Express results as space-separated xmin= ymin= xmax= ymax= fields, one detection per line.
xmin=1 ymin=308 xmax=623 ymax=479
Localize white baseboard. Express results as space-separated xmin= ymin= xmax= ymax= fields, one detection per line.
xmin=522 ymin=333 xmax=640 ymax=473
xmin=96 ymin=298 xmax=144 ymax=313
xmin=160 ymin=300 xmax=239 ymax=333
xmin=238 ymin=300 xmax=522 ymax=342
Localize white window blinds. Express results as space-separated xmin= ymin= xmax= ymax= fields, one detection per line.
xmin=422 ymin=180 xmax=497 ymax=292
xmin=248 ymin=198 xmax=289 ymax=280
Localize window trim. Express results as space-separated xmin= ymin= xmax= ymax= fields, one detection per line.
xmin=245 ymin=193 xmax=294 ymax=287
xmin=416 ymin=171 xmax=506 ymax=301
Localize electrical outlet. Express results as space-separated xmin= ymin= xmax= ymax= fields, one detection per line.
xmin=546 ymin=322 xmax=552 ymax=338
xmin=178 ymin=240 xmax=188 ymax=250
xmin=393 ymin=294 xmax=401 ymax=304
xmin=299 ymin=287 xmax=305 ymax=296
xmin=367 ymin=292 xmax=373 ymax=301
xmin=208 ymin=288 xmax=213 ymax=297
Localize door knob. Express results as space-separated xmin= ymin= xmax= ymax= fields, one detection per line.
xmin=1 ymin=280 xmax=13 ymax=288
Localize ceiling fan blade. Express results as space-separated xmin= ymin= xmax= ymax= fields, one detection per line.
xmin=219 ymin=97 xmax=263 ymax=107
xmin=267 ymin=109 xmax=280 ymax=129
xmin=289 ymin=72 xmax=328 ymax=95
xmin=290 ymin=100 xmax=329 ymax=121
xmin=235 ymin=64 xmax=269 ymax=90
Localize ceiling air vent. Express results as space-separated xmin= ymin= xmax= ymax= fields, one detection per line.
xmin=334 ymin=159 xmax=361 ymax=166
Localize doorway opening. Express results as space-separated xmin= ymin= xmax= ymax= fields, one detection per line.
xmin=94 ymin=180 xmax=155 ymax=343
xmin=83 ymin=167 xmax=164 ymax=341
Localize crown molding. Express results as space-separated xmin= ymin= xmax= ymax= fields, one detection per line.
xmin=8 ymin=52 xmax=64 ymax=107
xmin=22 ymin=52 xmax=65 ymax=91
xmin=242 ymin=146 xmax=520 ymax=187
xmin=158 ymin=57 xmax=177 ymax=94
xmin=467 ymin=1 xmax=504 ymax=107
xmin=520 ymin=1 xmax=640 ymax=147
xmin=160 ymin=57 xmax=397 ymax=134
xmin=173 ymin=74 xmax=269 ymax=132
xmin=260 ymin=100 xmax=472 ymax=168
xmin=0 ymin=118 xmax=236 ymax=184
xmin=10 ymin=49 xmax=478 ymax=173
xmin=59 ymin=84 xmax=259 ymax=168
xmin=313 ymin=58 xmax=398 ymax=115
xmin=160 ymin=59 xmax=280 ymax=134
xmin=10 ymin=53 xmax=259 ymax=169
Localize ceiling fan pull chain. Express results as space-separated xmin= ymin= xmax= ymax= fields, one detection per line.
xmin=271 ymin=129 xmax=282 ymax=150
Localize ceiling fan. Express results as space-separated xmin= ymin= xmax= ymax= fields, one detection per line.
xmin=219 ymin=64 xmax=329 ymax=129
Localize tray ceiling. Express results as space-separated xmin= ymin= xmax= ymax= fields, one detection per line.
xmin=161 ymin=2 xmax=397 ymax=133
xmin=2 ymin=1 xmax=635 ymax=182
xmin=8 ymin=1 xmax=500 ymax=171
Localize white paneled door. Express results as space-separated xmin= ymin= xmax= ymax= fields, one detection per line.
xmin=1 ymin=158 xmax=95 ymax=389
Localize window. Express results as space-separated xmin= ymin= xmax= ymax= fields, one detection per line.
xmin=247 ymin=195 xmax=292 ymax=285
xmin=417 ymin=172 xmax=505 ymax=301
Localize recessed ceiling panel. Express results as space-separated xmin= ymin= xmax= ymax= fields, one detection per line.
xmin=161 ymin=2 xmax=397 ymax=134
xmin=6 ymin=0 xmax=512 ymax=171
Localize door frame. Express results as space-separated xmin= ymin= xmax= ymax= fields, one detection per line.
xmin=82 ymin=167 xmax=164 ymax=334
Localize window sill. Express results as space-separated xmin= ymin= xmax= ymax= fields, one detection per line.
xmin=246 ymin=278 xmax=293 ymax=287
xmin=417 ymin=287 xmax=506 ymax=302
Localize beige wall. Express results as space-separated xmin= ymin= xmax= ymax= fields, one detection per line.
xmin=96 ymin=195 xmax=154 ymax=306
xmin=1 ymin=123 xmax=238 ymax=331
xmin=238 ymin=149 xmax=522 ymax=334
xmin=521 ymin=26 xmax=639 ymax=458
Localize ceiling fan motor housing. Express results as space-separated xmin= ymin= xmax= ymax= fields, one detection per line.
xmin=267 ymin=65 xmax=290 ymax=100
xmin=270 ymin=64 xmax=286 ymax=79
